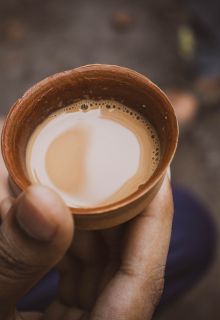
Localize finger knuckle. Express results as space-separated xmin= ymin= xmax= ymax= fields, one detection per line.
xmin=119 ymin=262 xmax=165 ymax=308
xmin=0 ymin=234 xmax=40 ymax=281
xmin=148 ymin=265 xmax=165 ymax=307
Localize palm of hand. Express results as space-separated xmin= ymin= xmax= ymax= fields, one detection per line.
xmin=16 ymin=211 xmax=166 ymax=320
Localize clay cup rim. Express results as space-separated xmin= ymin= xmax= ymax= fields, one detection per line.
xmin=1 ymin=64 xmax=178 ymax=215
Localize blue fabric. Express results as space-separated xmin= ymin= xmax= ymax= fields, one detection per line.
xmin=17 ymin=185 xmax=217 ymax=312
xmin=159 ymin=186 xmax=216 ymax=309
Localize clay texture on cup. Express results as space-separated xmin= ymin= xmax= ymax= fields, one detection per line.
xmin=1 ymin=64 xmax=178 ymax=230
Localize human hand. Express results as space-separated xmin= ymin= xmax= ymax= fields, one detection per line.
xmin=0 ymin=119 xmax=173 ymax=320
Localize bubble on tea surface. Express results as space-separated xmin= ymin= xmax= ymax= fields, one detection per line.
xmin=80 ymin=104 xmax=89 ymax=111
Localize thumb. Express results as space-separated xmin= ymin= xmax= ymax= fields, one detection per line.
xmin=0 ymin=185 xmax=74 ymax=314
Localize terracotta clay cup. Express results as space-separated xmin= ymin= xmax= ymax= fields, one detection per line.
xmin=1 ymin=64 xmax=178 ymax=230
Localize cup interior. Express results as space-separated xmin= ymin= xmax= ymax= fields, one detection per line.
xmin=2 ymin=64 xmax=178 ymax=213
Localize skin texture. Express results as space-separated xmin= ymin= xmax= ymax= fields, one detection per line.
xmin=0 ymin=118 xmax=173 ymax=320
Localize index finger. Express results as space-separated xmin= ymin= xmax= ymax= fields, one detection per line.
xmin=91 ymin=175 xmax=173 ymax=320
xmin=123 ymin=174 xmax=173 ymax=278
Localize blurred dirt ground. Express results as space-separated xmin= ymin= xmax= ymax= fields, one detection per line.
xmin=0 ymin=1 xmax=220 ymax=319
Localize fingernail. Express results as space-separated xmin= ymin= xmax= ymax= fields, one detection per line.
xmin=16 ymin=186 xmax=59 ymax=241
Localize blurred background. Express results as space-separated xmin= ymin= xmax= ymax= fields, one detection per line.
xmin=0 ymin=0 xmax=220 ymax=318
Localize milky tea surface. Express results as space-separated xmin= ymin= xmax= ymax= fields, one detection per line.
xmin=26 ymin=99 xmax=160 ymax=208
